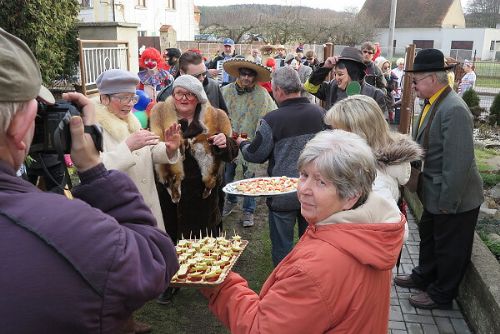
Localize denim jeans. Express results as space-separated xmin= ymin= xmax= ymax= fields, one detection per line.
xmin=268 ymin=210 xmax=308 ymax=266
xmin=224 ymin=161 xmax=256 ymax=213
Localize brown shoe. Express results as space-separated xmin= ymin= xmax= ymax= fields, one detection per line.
xmin=134 ymin=320 xmax=152 ymax=334
xmin=409 ymin=291 xmax=452 ymax=310
xmin=394 ymin=275 xmax=418 ymax=288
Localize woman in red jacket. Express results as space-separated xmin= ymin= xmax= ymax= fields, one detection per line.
xmin=201 ymin=130 xmax=405 ymax=333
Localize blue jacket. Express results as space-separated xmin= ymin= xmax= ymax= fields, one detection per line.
xmin=0 ymin=162 xmax=179 ymax=333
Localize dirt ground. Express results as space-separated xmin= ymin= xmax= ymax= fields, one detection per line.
xmin=136 ymin=180 xmax=275 ymax=333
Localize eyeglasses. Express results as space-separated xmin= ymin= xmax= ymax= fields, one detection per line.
xmin=110 ymin=94 xmax=139 ymax=104
xmin=173 ymin=91 xmax=197 ymax=101
xmin=191 ymin=70 xmax=208 ymax=79
xmin=411 ymin=74 xmax=433 ymax=85
xmin=362 ymin=50 xmax=374 ymax=55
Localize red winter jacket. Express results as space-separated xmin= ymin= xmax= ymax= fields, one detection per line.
xmin=202 ymin=193 xmax=405 ymax=333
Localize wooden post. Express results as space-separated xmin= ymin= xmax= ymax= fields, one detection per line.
xmin=398 ymin=44 xmax=416 ymax=134
xmin=77 ymin=39 xmax=86 ymax=96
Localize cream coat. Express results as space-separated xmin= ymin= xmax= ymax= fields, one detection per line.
xmin=95 ymin=103 xmax=179 ymax=231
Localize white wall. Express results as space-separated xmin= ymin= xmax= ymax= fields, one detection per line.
xmin=78 ymin=0 xmax=197 ymax=41
xmin=375 ymin=28 xmax=500 ymax=60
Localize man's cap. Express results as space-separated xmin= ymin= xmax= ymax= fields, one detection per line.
xmin=96 ymin=69 xmax=140 ymax=95
xmin=223 ymin=38 xmax=235 ymax=46
xmin=172 ymin=75 xmax=208 ymax=103
xmin=166 ymin=48 xmax=182 ymax=58
xmin=405 ymin=49 xmax=454 ymax=73
xmin=223 ymin=59 xmax=272 ymax=83
xmin=463 ymin=59 xmax=473 ymax=67
xmin=275 ymin=44 xmax=286 ymax=51
xmin=0 ymin=28 xmax=54 ymax=103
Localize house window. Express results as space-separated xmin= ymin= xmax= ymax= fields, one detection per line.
xmin=413 ymin=40 xmax=434 ymax=49
xmin=137 ymin=0 xmax=146 ymax=7
xmin=166 ymin=0 xmax=175 ymax=9
xmin=138 ymin=31 xmax=147 ymax=37
xmin=451 ymin=41 xmax=473 ymax=50
xmin=79 ymin=0 xmax=92 ymax=7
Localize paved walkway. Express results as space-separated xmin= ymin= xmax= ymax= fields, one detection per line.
xmin=389 ymin=211 xmax=473 ymax=334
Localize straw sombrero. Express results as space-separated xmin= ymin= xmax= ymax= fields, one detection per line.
xmin=223 ymin=58 xmax=272 ymax=82
xmin=259 ymin=44 xmax=276 ymax=55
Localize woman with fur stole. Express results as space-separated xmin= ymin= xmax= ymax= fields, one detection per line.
xmin=325 ymin=95 xmax=423 ymax=240
xmin=150 ymin=75 xmax=238 ymax=241
xmin=95 ymin=69 xmax=181 ymax=233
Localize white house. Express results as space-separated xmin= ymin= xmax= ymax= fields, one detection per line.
xmin=359 ymin=0 xmax=500 ymax=60
xmin=78 ymin=0 xmax=198 ymax=41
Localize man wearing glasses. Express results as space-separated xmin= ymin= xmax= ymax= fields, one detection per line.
xmin=177 ymin=51 xmax=228 ymax=113
xmin=394 ymin=49 xmax=483 ymax=310
xmin=360 ymin=41 xmax=386 ymax=91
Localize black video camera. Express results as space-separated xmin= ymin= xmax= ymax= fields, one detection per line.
xmin=30 ymin=100 xmax=103 ymax=155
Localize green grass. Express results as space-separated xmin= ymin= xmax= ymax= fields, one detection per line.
xmin=475 ymin=148 xmax=500 ymax=188
xmin=135 ymin=196 xmax=275 ymax=333
xmin=476 ymin=77 xmax=500 ymax=88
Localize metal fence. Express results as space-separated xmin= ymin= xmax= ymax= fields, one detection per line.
xmin=176 ymin=41 xmax=325 ymax=61
xmin=78 ymin=39 xmax=130 ymax=95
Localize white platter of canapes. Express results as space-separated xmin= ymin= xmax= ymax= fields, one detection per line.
xmin=223 ymin=176 xmax=299 ymax=197
xmin=170 ymin=230 xmax=248 ymax=287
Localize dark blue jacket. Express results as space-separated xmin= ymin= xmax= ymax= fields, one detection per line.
xmin=240 ymin=97 xmax=326 ymax=211
xmin=0 ymin=161 xmax=178 ymax=333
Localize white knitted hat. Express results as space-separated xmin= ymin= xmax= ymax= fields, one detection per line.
xmin=172 ymin=75 xmax=208 ymax=103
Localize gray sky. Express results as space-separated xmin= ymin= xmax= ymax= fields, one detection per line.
xmin=194 ymin=0 xmax=472 ymax=12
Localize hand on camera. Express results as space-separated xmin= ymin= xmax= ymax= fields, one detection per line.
xmin=126 ymin=129 xmax=160 ymax=152
xmin=62 ymin=92 xmax=101 ymax=172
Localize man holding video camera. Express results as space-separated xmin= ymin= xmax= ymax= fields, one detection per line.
xmin=0 ymin=28 xmax=179 ymax=333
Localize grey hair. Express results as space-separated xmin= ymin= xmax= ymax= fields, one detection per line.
xmin=271 ymin=66 xmax=302 ymax=94
xmin=396 ymin=58 xmax=405 ymax=65
xmin=298 ymin=130 xmax=376 ymax=206
xmin=419 ymin=71 xmax=449 ymax=85
xmin=0 ymin=101 xmax=28 ymax=134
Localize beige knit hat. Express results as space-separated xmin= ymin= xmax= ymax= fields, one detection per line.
xmin=0 ymin=28 xmax=54 ymax=103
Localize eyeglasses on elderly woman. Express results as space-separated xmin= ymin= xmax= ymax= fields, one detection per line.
xmin=109 ymin=94 xmax=139 ymax=104
xmin=173 ymin=91 xmax=197 ymax=101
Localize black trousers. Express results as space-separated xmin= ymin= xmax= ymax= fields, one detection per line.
xmin=411 ymin=207 xmax=479 ymax=304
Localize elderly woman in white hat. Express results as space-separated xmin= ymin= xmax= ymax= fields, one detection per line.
xmin=151 ymin=75 xmax=238 ymax=241
xmin=95 ymin=69 xmax=181 ymax=233
xmin=458 ymin=60 xmax=476 ymax=96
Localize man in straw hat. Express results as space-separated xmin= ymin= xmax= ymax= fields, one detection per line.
xmin=394 ymin=48 xmax=483 ymax=310
xmin=221 ymin=59 xmax=277 ymax=227
xmin=274 ymin=44 xmax=287 ymax=68
xmin=0 ymin=28 xmax=178 ymax=332
xmin=304 ymin=47 xmax=388 ymax=116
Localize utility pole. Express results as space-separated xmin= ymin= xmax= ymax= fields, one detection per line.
xmin=388 ymin=0 xmax=397 ymax=59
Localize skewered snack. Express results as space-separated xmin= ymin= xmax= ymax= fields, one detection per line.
xmin=170 ymin=233 xmax=247 ymax=287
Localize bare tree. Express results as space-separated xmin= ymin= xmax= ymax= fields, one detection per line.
xmin=465 ymin=0 xmax=500 ymax=28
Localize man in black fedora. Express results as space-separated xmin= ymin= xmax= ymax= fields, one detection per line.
xmin=394 ymin=48 xmax=484 ymax=310
xmin=304 ymin=47 xmax=387 ymax=116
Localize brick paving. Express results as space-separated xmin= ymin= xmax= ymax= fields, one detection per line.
xmin=389 ymin=211 xmax=473 ymax=334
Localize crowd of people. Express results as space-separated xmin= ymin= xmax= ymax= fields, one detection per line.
xmin=0 ymin=26 xmax=484 ymax=334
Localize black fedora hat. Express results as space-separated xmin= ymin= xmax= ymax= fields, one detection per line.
xmin=405 ymin=48 xmax=454 ymax=72
xmin=337 ymin=47 xmax=367 ymax=70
